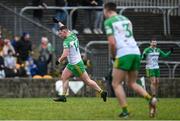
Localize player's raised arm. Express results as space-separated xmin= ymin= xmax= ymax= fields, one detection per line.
xmin=53 ymin=17 xmax=71 ymax=33
xmin=158 ymin=48 xmax=172 ymax=58
xmin=53 ymin=17 xmax=64 ymax=27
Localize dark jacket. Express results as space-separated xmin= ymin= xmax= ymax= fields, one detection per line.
xmin=35 ymin=55 xmax=51 ymax=76
xmin=16 ymin=37 xmax=32 ymax=61
xmin=0 ymin=56 xmax=4 ymax=70
xmin=32 ymin=0 xmax=43 ymax=20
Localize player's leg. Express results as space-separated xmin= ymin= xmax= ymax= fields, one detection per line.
xmin=149 ymin=69 xmax=160 ymax=96
xmin=112 ymin=56 xmax=133 ymax=117
xmin=128 ymin=55 xmax=152 ymax=100
xmin=147 ymin=69 xmax=156 ymax=96
xmin=155 ymin=69 xmax=160 ymax=97
xmin=127 ymin=71 xmax=157 ymax=117
xmin=129 ymin=54 xmax=157 ymax=117
xmin=61 ymin=67 xmax=73 ymax=95
xmin=127 ymin=71 xmax=151 ymax=101
xmin=80 ymin=71 xmax=101 ymax=91
xmin=112 ymin=68 xmax=129 ymax=117
xmin=80 ymin=71 xmax=107 ymax=102
xmin=155 ymin=77 xmax=159 ymax=96
xmin=53 ymin=67 xmax=72 ymax=102
xmin=150 ymin=77 xmax=156 ymax=96
xmin=70 ymin=61 xmax=107 ymax=101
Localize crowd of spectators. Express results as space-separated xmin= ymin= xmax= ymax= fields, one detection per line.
xmin=0 ymin=29 xmax=53 ymax=78
xmin=32 ymin=0 xmax=104 ymax=34
xmin=60 ymin=0 xmax=103 ymax=34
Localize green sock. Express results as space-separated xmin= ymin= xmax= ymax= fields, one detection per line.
xmin=144 ymin=93 xmax=152 ymax=101
xmin=122 ymin=106 xmax=128 ymax=113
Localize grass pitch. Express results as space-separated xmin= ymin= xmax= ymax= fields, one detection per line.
xmin=0 ymin=97 xmax=179 ymax=120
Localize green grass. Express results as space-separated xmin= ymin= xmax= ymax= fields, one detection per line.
xmin=0 ymin=97 xmax=179 ymax=120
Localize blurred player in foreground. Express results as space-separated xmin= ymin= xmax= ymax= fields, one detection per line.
xmin=103 ymin=2 xmax=157 ymax=118
xmin=53 ymin=19 xmax=107 ymax=102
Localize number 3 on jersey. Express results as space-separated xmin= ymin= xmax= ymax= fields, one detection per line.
xmin=114 ymin=22 xmax=133 ymax=38
xmin=123 ymin=23 xmax=133 ymax=38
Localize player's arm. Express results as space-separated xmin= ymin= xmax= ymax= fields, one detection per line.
xmin=141 ymin=48 xmax=148 ymax=60
xmin=104 ymin=21 xmax=116 ymax=59
xmin=58 ymin=48 xmax=69 ymax=63
xmin=53 ymin=17 xmax=71 ymax=32
xmin=53 ymin=17 xmax=64 ymax=26
xmin=56 ymin=40 xmax=70 ymax=65
xmin=108 ymin=35 xmax=116 ymax=59
xmin=158 ymin=48 xmax=172 ymax=58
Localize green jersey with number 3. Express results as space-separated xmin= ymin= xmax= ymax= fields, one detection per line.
xmin=104 ymin=15 xmax=140 ymax=58
xmin=63 ymin=32 xmax=82 ymax=64
xmin=142 ymin=47 xmax=171 ymax=69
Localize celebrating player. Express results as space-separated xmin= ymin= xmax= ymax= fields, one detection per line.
xmin=103 ymin=2 xmax=157 ymax=118
xmin=53 ymin=20 xmax=107 ymax=102
xmin=142 ymin=38 xmax=173 ymax=97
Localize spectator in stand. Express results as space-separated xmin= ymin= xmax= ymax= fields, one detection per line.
xmin=32 ymin=0 xmax=47 ymax=21
xmin=35 ymin=55 xmax=51 ymax=76
xmin=25 ymin=57 xmax=38 ymax=77
xmin=11 ymin=35 xmax=20 ymax=52
xmin=4 ymin=50 xmax=17 ymax=77
xmin=0 ymin=31 xmax=4 ymax=53
xmin=92 ymin=0 xmax=103 ymax=34
xmin=39 ymin=37 xmax=52 ymax=64
xmin=67 ymin=0 xmax=79 ymax=34
xmin=80 ymin=0 xmax=94 ymax=34
xmin=16 ymin=32 xmax=33 ymax=63
xmin=52 ymin=0 xmax=67 ymax=34
xmin=55 ymin=0 xmax=67 ymax=24
xmin=2 ymin=38 xmax=15 ymax=56
xmin=0 ymin=52 xmax=5 ymax=78
xmin=80 ymin=0 xmax=102 ymax=34
xmin=35 ymin=37 xmax=52 ymax=76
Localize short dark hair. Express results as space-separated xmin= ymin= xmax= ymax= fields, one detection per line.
xmin=104 ymin=2 xmax=117 ymax=12
xmin=151 ymin=36 xmax=157 ymax=41
xmin=58 ymin=26 xmax=68 ymax=31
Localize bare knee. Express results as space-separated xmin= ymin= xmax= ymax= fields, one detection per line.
xmin=151 ymin=78 xmax=156 ymax=86
xmin=128 ymin=81 xmax=136 ymax=89
xmin=112 ymin=80 xmax=119 ymax=89
xmin=61 ymin=75 xmax=67 ymax=82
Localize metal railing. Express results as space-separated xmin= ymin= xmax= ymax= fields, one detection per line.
xmin=20 ymin=6 xmax=179 ymax=36
xmin=167 ymin=6 xmax=180 ymax=35
xmin=68 ymin=6 xmax=176 ymax=35
xmin=104 ymin=0 xmax=180 ymax=16
xmin=19 ymin=6 xmax=87 ymax=52
xmin=85 ymin=41 xmax=180 ymax=78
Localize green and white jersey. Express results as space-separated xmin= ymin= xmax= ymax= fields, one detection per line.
xmin=142 ymin=47 xmax=171 ymax=69
xmin=104 ymin=15 xmax=140 ymax=58
xmin=63 ymin=32 xmax=81 ymax=65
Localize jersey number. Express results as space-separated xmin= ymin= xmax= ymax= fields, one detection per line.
xmin=74 ymin=42 xmax=78 ymax=51
xmin=122 ymin=23 xmax=133 ymax=38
